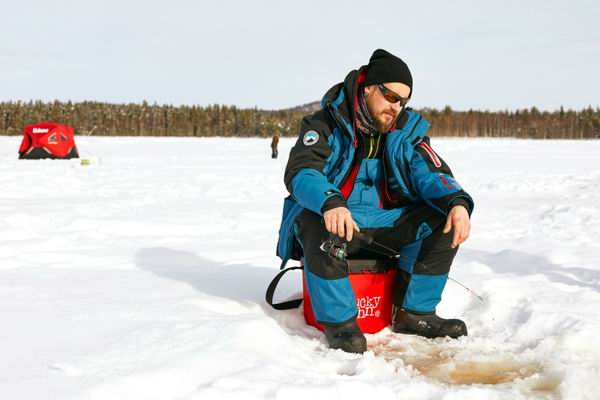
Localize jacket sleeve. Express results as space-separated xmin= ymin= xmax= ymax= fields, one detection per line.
xmin=284 ymin=111 xmax=344 ymax=215
xmin=409 ymin=136 xmax=474 ymax=216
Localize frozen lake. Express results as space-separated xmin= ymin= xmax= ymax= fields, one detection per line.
xmin=1 ymin=136 xmax=599 ymax=400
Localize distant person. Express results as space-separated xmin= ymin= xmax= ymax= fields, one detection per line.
xmin=271 ymin=133 xmax=279 ymax=159
xmin=276 ymin=49 xmax=474 ymax=353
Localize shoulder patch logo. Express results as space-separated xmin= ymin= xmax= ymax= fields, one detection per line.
xmin=303 ymin=130 xmax=319 ymax=146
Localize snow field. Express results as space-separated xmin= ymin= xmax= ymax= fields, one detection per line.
xmin=1 ymin=136 xmax=599 ymax=399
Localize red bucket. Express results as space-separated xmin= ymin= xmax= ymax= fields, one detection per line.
xmin=302 ymin=258 xmax=397 ymax=334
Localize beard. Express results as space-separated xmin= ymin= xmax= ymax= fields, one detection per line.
xmin=362 ymin=89 xmax=401 ymax=133
xmin=375 ymin=111 xmax=398 ymax=132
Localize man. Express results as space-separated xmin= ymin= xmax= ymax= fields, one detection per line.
xmin=271 ymin=133 xmax=279 ymax=159
xmin=276 ymin=49 xmax=474 ymax=353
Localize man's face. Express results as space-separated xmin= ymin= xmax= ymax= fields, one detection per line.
xmin=363 ymin=82 xmax=411 ymax=132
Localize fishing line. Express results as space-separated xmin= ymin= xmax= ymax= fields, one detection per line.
xmin=321 ymin=231 xmax=484 ymax=303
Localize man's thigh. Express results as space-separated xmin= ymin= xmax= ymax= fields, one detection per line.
xmin=359 ymin=204 xmax=447 ymax=253
xmin=295 ymin=204 xmax=446 ymax=255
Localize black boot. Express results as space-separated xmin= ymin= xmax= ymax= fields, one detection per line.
xmin=323 ymin=319 xmax=367 ymax=354
xmin=392 ymin=308 xmax=467 ymax=339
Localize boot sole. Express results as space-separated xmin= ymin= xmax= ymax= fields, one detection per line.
xmin=392 ymin=327 xmax=464 ymax=339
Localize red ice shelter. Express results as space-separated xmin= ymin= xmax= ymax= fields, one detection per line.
xmin=18 ymin=122 xmax=79 ymax=159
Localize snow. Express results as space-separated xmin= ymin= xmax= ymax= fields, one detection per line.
xmin=1 ymin=136 xmax=599 ymax=400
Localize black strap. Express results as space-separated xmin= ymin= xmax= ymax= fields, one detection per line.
xmin=265 ymin=266 xmax=303 ymax=310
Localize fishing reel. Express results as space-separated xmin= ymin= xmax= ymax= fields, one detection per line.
xmin=319 ymin=236 xmax=348 ymax=261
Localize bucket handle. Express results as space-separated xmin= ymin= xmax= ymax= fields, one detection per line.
xmin=265 ymin=266 xmax=303 ymax=310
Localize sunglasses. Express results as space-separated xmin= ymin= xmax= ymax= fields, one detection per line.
xmin=378 ymin=84 xmax=410 ymax=106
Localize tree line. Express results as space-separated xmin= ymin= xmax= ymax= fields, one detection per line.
xmin=1 ymin=100 xmax=599 ymax=139
xmin=422 ymin=106 xmax=600 ymax=139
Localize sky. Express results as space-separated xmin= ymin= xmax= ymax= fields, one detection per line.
xmin=2 ymin=0 xmax=599 ymax=111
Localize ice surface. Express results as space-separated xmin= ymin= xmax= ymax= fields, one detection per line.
xmin=1 ymin=136 xmax=599 ymax=400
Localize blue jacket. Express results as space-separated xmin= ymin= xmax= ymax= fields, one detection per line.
xmin=277 ymin=69 xmax=473 ymax=268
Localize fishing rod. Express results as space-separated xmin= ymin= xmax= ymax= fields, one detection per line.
xmin=320 ymin=231 xmax=483 ymax=302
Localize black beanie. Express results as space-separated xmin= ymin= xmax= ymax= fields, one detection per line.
xmin=363 ymin=49 xmax=413 ymax=96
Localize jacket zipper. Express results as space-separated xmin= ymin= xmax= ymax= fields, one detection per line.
xmin=381 ymin=151 xmax=395 ymax=206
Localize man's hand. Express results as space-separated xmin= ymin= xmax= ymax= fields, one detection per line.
xmin=323 ymin=207 xmax=359 ymax=241
xmin=443 ymin=205 xmax=471 ymax=248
